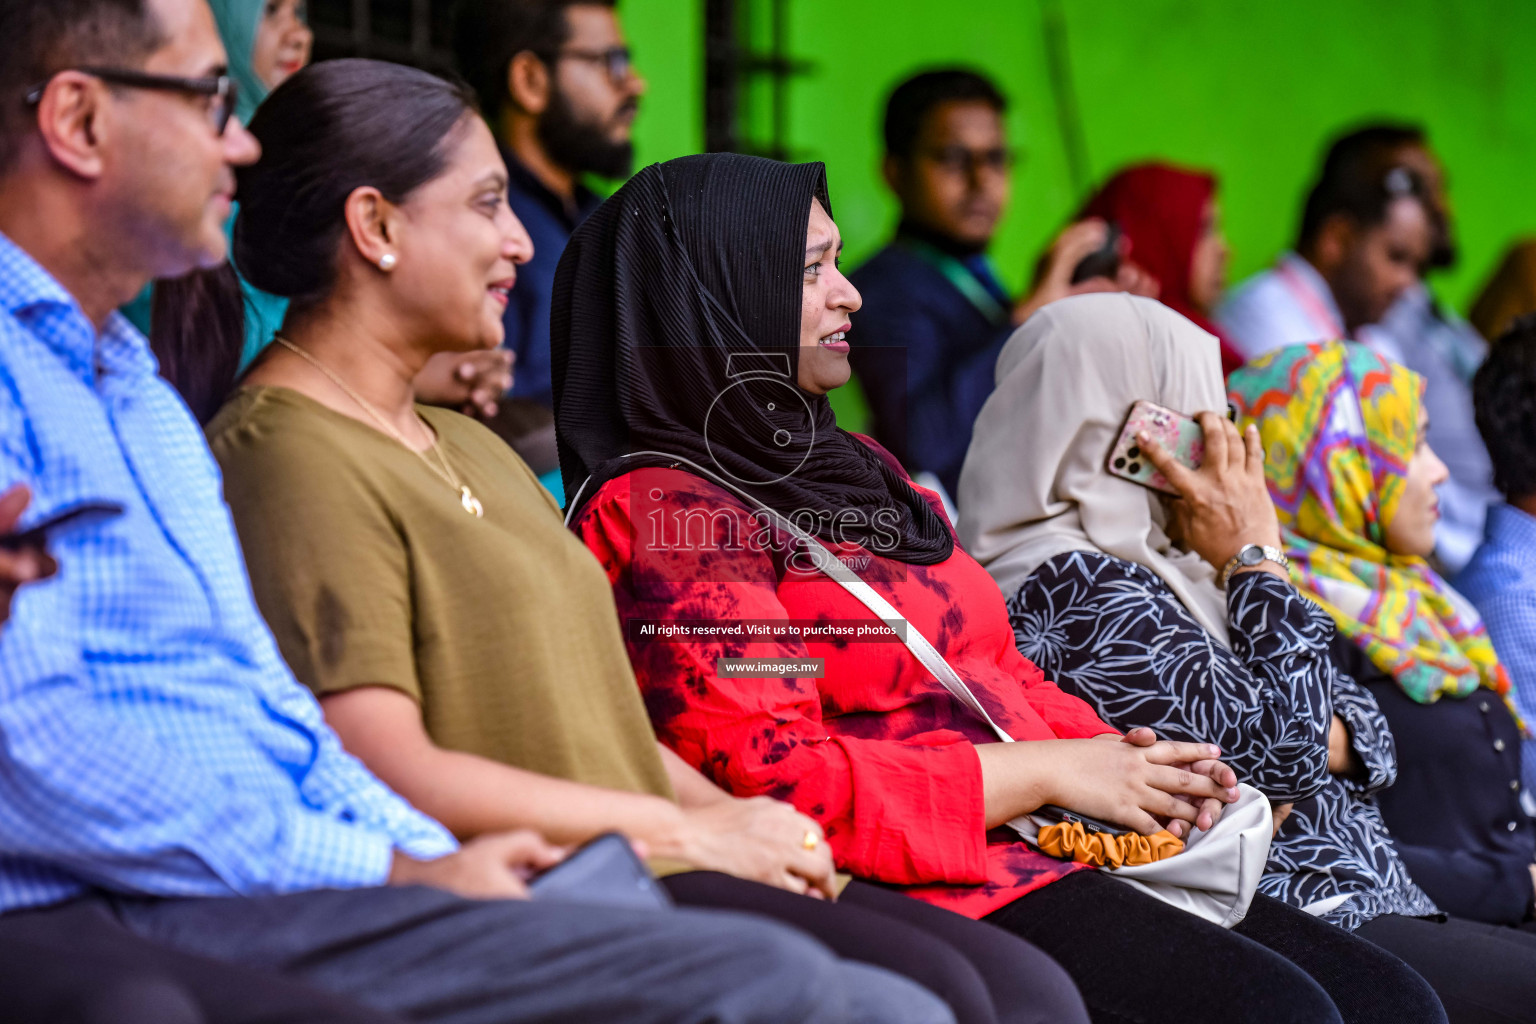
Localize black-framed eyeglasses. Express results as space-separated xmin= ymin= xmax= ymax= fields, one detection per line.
xmin=555 ymin=46 xmax=633 ymax=84
xmin=920 ymin=145 xmax=1017 ymax=176
xmin=24 ymin=67 xmax=239 ymax=136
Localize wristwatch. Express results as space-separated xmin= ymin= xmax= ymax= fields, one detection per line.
xmin=1220 ymin=543 xmax=1290 ymax=589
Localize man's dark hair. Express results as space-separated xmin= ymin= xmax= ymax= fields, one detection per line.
xmin=1310 ymin=122 xmax=1455 ymax=268
xmin=1474 ymin=314 xmax=1536 ymax=501
xmin=452 ymin=0 xmax=616 ymax=123
xmin=882 ymin=68 xmax=1006 ymax=160
xmin=0 ymin=0 xmax=164 ymax=173
xmin=1297 ymin=122 xmax=1434 ymax=252
xmin=1320 ymin=123 xmax=1426 ymax=180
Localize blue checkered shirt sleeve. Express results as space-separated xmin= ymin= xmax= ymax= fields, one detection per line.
xmin=0 ymin=234 xmax=454 ymax=911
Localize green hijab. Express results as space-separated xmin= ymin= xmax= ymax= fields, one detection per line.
xmin=209 ymin=0 xmax=268 ymax=123
xmin=205 ymin=0 xmax=290 ymax=370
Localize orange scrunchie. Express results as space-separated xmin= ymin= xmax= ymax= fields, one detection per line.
xmin=1035 ymin=822 xmax=1184 ymax=868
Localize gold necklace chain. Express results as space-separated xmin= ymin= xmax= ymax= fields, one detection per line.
xmin=271 ymin=335 xmax=484 ymax=517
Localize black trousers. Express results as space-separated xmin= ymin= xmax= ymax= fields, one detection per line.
xmin=985 ymin=871 xmax=1446 ymax=1024
xmin=0 ymin=898 xmax=400 ymax=1024
xmin=104 ymin=883 xmax=952 ymax=1024
xmin=663 ymin=871 xmax=1089 ymax=1024
xmin=1357 ymin=912 xmax=1536 ymax=1023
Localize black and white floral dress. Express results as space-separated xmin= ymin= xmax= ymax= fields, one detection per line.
xmin=1007 ymin=549 xmax=1439 ymax=932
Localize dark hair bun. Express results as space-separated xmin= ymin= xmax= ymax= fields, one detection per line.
xmin=234 ymin=59 xmax=478 ymax=305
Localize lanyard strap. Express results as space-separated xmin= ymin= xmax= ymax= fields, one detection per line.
xmin=1275 ymin=261 xmax=1345 ymax=339
xmin=790 ymin=530 xmax=1016 ymax=745
xmin=900 ymin=240 xmax=1011 ymax=328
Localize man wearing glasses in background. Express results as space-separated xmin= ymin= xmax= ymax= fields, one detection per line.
xmin=848 ymin=69 xmax=1132 ymax=504
xmin=453 ymin=0 xmax=645 ymax=501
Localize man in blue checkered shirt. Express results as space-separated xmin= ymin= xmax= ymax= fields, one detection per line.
xmin=0 ymin=2 xmax=952 ymax=1022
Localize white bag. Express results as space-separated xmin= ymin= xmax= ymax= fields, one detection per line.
xmin=570 ymin=453 xmax=1272 ymax=928
xmin=1005 ymin=787 xmax=1271 ymax=928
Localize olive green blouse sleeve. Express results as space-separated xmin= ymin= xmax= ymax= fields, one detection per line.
xmin=209 ymin=394 xmax=422 ymax=703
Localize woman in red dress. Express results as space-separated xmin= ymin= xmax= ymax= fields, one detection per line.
xmin=554 ymin=153 xmax=1431 ymax=1024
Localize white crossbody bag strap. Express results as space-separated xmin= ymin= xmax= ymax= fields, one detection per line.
xmin=790 ymin=537 xmax=1016 ymax=745
xmin=570 ymin=451 xmax=1016 ymax=745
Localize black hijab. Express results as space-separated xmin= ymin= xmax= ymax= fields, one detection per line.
xmin=551 ymin=153 xmax=954 ymax=565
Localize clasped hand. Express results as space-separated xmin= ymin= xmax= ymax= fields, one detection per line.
xmin=1112 ymin=726 xmax=1240 ymax=837
xmin=389 ymin=829 xmax=570 ymax=900
xmin=678 ymin=795 xmax=836 ymax=900
xmin=1053 ymin=728 xmax=1240 ymax=837
xmin=413 ymin=349 xmax=515 ymax=421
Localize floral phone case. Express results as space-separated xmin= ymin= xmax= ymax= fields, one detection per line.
xmin=1106 ymin=400 xmax=1204 ymax=496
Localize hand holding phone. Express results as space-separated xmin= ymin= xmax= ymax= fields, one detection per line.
xmin=0 ymin=485 xmax=63 ymax=627
xmin=1122 ymin=407 xmax=1284 ymax=575
xmin=0 ymin=499 xmax=125 ymax=551
xmin=1016 ymin=219 xmax=1124 ymax=326
xmin=1106 ymin=400 xmax=1204 ymax=496
xmin=1018 ymin=735 xmax=1234 ymax=837
xmin=1035 ymin=804 xmax=1131 ymax=837
xmin=1069 ymin=221 xmax=1121 ymax=285
xmin=390 ymin=829 xmax=568 ymax=900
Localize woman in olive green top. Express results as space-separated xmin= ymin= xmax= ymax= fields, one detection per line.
xmin=210 ymin=387 xmax=678 ymax=831
xmin=192 ymin=60 xmax=1088 ymax=1024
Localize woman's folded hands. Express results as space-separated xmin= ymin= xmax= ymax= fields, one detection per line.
xmin=977 ymin=727 xmax=1241 ymax=836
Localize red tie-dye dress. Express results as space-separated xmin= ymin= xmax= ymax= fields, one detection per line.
xmin=572 ymin=462 xmax=1116 ymax=919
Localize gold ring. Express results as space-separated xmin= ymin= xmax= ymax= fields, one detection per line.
xmin=802 ymin=829 xmax=820 ymax=851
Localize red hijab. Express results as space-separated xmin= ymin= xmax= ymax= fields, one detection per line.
xmin=1080 ymin=163 xmax=1245 ymax=376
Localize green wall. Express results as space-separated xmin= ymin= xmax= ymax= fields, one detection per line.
xmin=622 ymin=1 xmax=704 ymax=169
xmin=620 ymin=0 xmax=1536 ymax=423
xmin=624 ymin=0 xmax=1536 ymax=308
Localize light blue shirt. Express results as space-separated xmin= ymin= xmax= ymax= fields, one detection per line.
xmin=1455 ymin=502 xmax=1536 ymax=800
xmin=1216 ymin=252 xmax=1346 ymax=360
xmin=0 ymin=231 xmax=454 ymax=913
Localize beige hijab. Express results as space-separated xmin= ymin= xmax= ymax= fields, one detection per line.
xmin=956 ymin=293 xmax=1232 ymax=646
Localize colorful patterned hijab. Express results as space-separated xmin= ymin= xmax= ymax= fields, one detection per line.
xmin=1227 ymin=341 xmax=1512 ymax=706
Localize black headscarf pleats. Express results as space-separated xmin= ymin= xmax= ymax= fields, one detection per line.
xmin=551 ymin=153 xmax=954 ymax=566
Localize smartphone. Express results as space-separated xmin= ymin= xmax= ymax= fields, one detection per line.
xmin=1069 ymin=221 xmax=1121 ymax=285
xmin=1036 ymin=804 xmax=1131 ymax=837
xmin=528 ymin=832 xmax=672 ymax=911
xmin=0 ymin=501 xmax=125 ymax=551
xmin=1105 ymin=400 xmax=1204 ymax=497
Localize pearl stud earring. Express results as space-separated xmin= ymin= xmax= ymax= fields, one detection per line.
xmin=379 ymin=253 xmax=397 ymax=271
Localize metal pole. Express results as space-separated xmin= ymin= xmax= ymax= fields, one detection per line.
xmin=1040 ymin=0 xmax=1090 ymax=196
xmin=704 ymin=0 xmax=739 ymax=152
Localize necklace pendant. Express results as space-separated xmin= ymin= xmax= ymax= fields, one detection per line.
xmin=460 ymin=486 xmax=484 ymax=517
